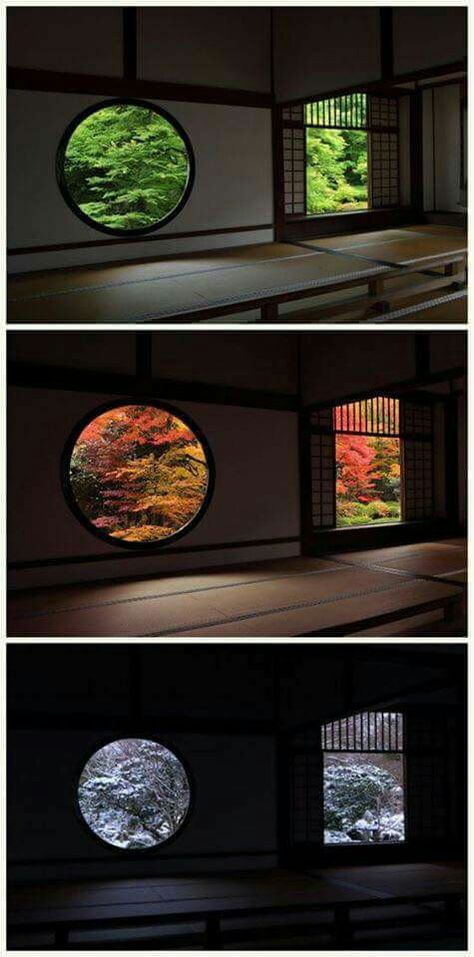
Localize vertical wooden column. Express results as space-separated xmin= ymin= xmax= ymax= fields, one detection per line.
xmin=205 ymin=915 xmax=222 ymax=949
xmin=298 ymin=336 xmax=314 ymax=555
xmin=123 ymin=8 xmax=138 ymax=81
xmin=410 ymin=88 xmax=424 ymax=216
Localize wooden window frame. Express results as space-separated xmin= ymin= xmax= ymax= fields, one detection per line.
xmin=308 ymin=396 xmax=434 ymax=534
xmin=281 ymin=92 xmax=401 ymax=221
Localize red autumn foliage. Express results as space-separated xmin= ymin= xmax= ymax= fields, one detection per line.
xmin=336 ymin=434 xmax=381 ymax=501
xmin=70 ymin=405 xmax=209 ymax=543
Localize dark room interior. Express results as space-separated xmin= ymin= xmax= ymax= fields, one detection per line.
xmin=7 ymin=642 xmax=466 ymax=949
xmin=7 ymin=6 xmax=467 ymax=323
xmin=8 ymin=329 xmax=467 ymax=638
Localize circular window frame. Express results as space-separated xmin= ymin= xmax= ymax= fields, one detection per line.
xmin=56 ymin=98 xmax=196 ymax=237
xmin=74 ymin=735 xmax=195 ymax=855
xmin=61 ymin=397 xmax=215 ymax=551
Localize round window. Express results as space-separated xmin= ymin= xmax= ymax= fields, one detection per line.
xmin=63 ymin=401 xmax=213 ymax=548
xmin=57 ymin=99 xmax=194 ymax=235
xmin=78 ymin=739 xmax=191 ymax=849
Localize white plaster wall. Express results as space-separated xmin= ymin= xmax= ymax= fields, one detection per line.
xmin=423 ymin=85 xmax=464 ymax=213
xmin=393 ymin=8 xmax=466 ymax=76
xmin=8 ymin=387 xmax=300 ymax=588
xmin=137 ymin=8 xmax=271 ymax=91
xmin=8 ymin=91 xmax=273 ymax=272
xmin=300 ymin=332 xmax=417 ymax=407
xmin=7 ymin=7 xmax=124 ymax=76
xmin=432 ymin=84 xmax=464 ymax=212
xmin=274 ymin=7 xmax=381 ymax=102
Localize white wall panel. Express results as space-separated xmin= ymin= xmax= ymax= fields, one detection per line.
xmin=8 ymin=388 xmax=300 ymax=585
xmin=423 ymin=84 xmax=464 ymax=212
xmin=7 ymin=8 xmax=123 ymax=76
xmin=8 ymin=730 xmax=276 ymax=880
xmin=8 ymin=91 xmax=273 ymax=271
xmin=433 ymin=84 xmax=464 ymax=212
xmin=151 ymin=333 xmax=298 ymax=394
xmin=301 ymin=332 xmax=417 ymax=406
xmin=429 ymin=332 xmax=466 ymax=375
xmin=393 ymin=8 xmax=466 ymax=76
xmin=138 ymin=8 xmax=271 ymax=92
xmin=274 ymin=8 xmax=381 ymax=103
xmin=8 ymin=332 xmax=136 ymax=376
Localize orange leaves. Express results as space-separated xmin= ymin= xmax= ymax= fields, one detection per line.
xmin=336 ymin=434 xmax=400 ymax=504
xmin=70 ymin=404 xmax=209 ymax=543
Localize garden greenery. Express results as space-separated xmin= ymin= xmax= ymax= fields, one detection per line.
xmin=62 ymin=103 xmax=191 ymax=231
xmin=306 ymin=129 xmax=368 ymax=214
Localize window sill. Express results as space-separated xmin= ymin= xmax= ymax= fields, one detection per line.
xmin=318 ymin=520 xmax=435 ymax=535
xmin=289 ymin=206 xmax=411 ymax=225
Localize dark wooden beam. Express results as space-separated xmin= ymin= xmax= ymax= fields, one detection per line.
xmin=415 ymin=332 xmax=431 ymax=379
xmin=135 ymin=332 xmax=152 ymax=382
xmin=8 ymin=67 xmax=273 ymax=108
xmin=380 ymin=8 xmax=394 ymax=80
xmin=445 ymin=392 xmax=461 ymax=525
xmin=304 ymin=366 xmax=466 ymax=411
xmin=410 ymin=89 xmax=424 ymax=216
xmin=128 ymin=646 xmax=142 ymax=721
xmin=122 ymin=7 xmax=137 ymax=81
xmin=8 ymin=360 xmax=298 ymax=411
xmin=280 ymin=61 xmax=466 ymax=108
xmin=8 ymin=711 xmax=275 ymax=735
xmin=272 ymin=104 xmax=285 ymax=240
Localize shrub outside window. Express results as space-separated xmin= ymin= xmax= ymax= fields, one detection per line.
xmin=322 ymin=710 xmax=406 ymax=846
xmin=57 ymin=99 xmax=195 ymax=235
xmin=282 ymin=93 xmax=399 ymax=217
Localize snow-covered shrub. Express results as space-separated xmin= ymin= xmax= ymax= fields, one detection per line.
xmin=78 ymin=739 xmax=191 ymax=849
xmin=323 ymin=756 xmax=405 ymax=845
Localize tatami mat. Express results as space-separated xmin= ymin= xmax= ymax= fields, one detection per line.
xmin=8 ymin=243 xmax=312 ymax=299
xmin=311 ymin=862 xmax=465 ymax=899
xmin=8 ymin=244 xmax=387 ymax=323
xmin=8 ymin=541 xmax=465 ymax=638
xmin=9 ymin=863 xmax=465 ymax=921
xmin=179 ymin=578 xmax=460 ymax=638
xmin=8 ymin=226 xmax=466 ymax=323
xmin=336 ymin=538 xmax=467 ymax=582
xmin=301 ymin=227 xmax=466 ymax=268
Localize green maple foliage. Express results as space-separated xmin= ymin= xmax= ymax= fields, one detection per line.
xmin=306 ymin=128 xmax=368 ymax=214
xmin=63 ymin=104 xmax=190 ymax=230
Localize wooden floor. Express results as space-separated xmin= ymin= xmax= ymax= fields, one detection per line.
xmin=8 ymin=862 xmax=466 ymax=949
xmin=8 ymin=538 xmax=466 ymax=638
xmin=8 ymin=225 xmax=467 ymax=324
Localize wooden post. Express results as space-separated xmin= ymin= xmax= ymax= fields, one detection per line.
xmin=368 ymin=276 xmax=385 ymax=298
xmin=444 ymin=599 xmax=457 ymax=624
xmin=333 ymin=904 xmax=352 ymax=946
xmin=444 ymin=895 xmax=461 ymax=924
xmin=444 ymin=260 xmax=463 ymax=277
xmin=261 ymin=301 xmax=279 ymax=321
xmin=206 ymin=915 xmax=222 ymax=949
xmin=55 ymin=927 xmax=69 ymax=949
